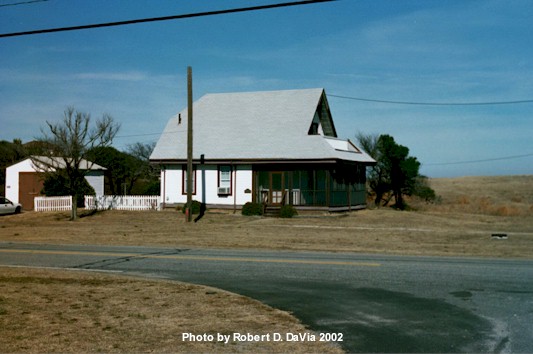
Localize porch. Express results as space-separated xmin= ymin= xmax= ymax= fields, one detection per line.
xmin=252 ymin=163 xmax=367 ymax=211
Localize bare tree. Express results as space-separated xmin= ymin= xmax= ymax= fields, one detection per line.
xmin=127 ymin=142 xmax=155 ymax=162
xmin=127 ymin=142 xmax=159 ymax=178
xmin=32 ymin=107 xmax=120 ymax=220
xmin=356 ymin=132 xmax=388 ymax=206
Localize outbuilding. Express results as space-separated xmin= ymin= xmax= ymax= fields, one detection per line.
xmin=4 ymin=156 xmax=105 ymax=210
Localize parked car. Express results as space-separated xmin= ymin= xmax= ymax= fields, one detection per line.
xmin=0 ymin=197 xmax=22 ymax=215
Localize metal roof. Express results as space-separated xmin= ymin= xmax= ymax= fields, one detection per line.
xmin=150 ymin=88 xmax=375 ymax=164
xmin=8 ymin=156 xmax=106 ymax=171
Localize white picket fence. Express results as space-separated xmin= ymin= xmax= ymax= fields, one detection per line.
xmin=34 ymin=195 xmax=161 ymax=212
xmin=84 ymin=195 xmax=161 ymax=211
xmin=34 ymin=196 xmax=72 ymax=212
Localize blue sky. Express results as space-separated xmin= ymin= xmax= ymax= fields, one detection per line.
xmin=1 ymin=0 xmax=532 ymax=177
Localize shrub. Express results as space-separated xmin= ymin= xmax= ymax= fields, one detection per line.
xmin=181 ymin=200 xmax=203 ymax=215
xmin=413 ymin=176 xmax=438 ymax=203
xmin=241 ymin=202 xmax=263 ymax=216
xmin=415 ymin=185 xmax=437 ymax=203
xmin=42 ymin=173 xmax=95 ymax=208
xmin=280 ymin=205 xmax=298 ymax=218
xmin=142 ymin=181 xmax=160 ymax=195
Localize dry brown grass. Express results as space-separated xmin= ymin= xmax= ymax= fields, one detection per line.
xmin=1 ymin=176 xmax=533 ymax=258
xmin=1 ymin=200 xmax=532 ymax=258
xmin=0 ymin=267 xmax=342 ymax=353
xmin=421 ymin=175 xmax=533 ymax=217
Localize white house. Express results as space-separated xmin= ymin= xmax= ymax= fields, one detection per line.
xmin=150 ymin=88 xmax=375 ymax=211
xmin=4 ymin=156 xmax=106 ymax=210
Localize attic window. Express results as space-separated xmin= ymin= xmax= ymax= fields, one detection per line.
xmin=308 ymin=122 xmax=319 ymax=135
xmin=316 ymin=94 xmax=337 ymax=137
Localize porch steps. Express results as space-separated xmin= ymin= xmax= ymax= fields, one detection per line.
xmin=263 ymin=206 xmax=281 ymax=217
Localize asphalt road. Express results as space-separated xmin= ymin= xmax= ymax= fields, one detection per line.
xmin=1 ymin=242 xmax=532 ymax=353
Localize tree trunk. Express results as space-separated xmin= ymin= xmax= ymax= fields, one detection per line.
xmin=374 ymin=192 xmax=382 ymax=207
xmin=394 ymin=190 xmax=405 ymax=210
xmin=70 ymin=194 xmax=78 ymax=220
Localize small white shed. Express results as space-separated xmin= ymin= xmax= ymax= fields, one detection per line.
xmin=4 ymin=156 xmax=106 ymax=210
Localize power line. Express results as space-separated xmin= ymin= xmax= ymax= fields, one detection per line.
xmin=115 ymin=128 xmax=186 ymax=139
xmin=425 ymin=152 xmax=533 ymax=166
xmin=0 ymin=0 xmax=48 ymax=8
xmin=329 ymin=94 xmax=533 ymax=106
xmin=114 ymin=132 xmax=163 ymax=139
xmin=0 ymin=0 xmax=335 ymax=38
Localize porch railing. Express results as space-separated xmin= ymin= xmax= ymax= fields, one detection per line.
xmin=280 ymin=189 xmax=287 ymax=205
xmin=259 ymin=189 xmax=289 ymax=205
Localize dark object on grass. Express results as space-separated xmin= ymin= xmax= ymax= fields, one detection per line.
xmin=194 ymin=203 xmax=207 ymax=222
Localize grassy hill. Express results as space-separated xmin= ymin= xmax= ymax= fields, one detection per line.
xmin=411 ymin=175 xmax=533 ymax=217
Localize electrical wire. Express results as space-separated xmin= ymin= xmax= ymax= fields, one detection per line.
xmin=425 ymin=152 xmax=533 ymax=166
xmin=114 ymin=132 xmax=162 ymax=139
xmin=114 ymin=128 xmax=186 ymax=139
xmin=0 ymin=0 xmax=335 ymax=38
xmin=0 ymin=0 xmax=48 ymax=8
xmin=329 ymin=94 xmax=533 ymax=106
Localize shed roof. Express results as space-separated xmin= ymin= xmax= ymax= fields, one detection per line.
xmin=150 ymin=88 xmax=375 ymax=164
xmin=7 ymin=156 xmax=106 ymax=172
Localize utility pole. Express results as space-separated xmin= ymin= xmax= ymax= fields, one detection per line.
xmin=186 ymin=66 xmax=193 ymax=222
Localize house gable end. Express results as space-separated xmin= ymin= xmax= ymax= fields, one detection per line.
xmin=307 ymin=91 xmax=337 ymax=138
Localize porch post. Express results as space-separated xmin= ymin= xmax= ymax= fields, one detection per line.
xmin=326 ymin=169 xmax=330 ymax=207
xmin=288 ymin=170 xmax=293 ymax=205
xmin=348 ymin=182 xmax=352 ymax=211
xmin=233 ymin=163 xmax=237 ymax=214
xmin=162 ymin=167 xmax=166 ymax=209
xmin=252 ymin=170 xmax=256 ymax=203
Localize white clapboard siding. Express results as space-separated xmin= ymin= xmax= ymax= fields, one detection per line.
xmin=84 ymin=195 xmax=161 ymax=211
xmin=34 ymin=196 xmax=72 ymax=212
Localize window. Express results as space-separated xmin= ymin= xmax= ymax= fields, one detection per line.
xmin=308 ymin=111 xmax=320 ymax=135
xmin=182 ymin=165 xmax=196 ymax=195
xmin=308 ymin=122 xmax=319 ymax=135
xmin=218 ymin=165 xmax=232 ymax=195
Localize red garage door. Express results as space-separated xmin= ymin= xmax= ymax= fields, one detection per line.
xmin=19 ymin=172 xmax=44 ymax=210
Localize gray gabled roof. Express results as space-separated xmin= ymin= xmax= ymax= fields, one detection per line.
xmin=150 ymin=88 xmax=375 ymax=164
xmin=10 ymin=156 xmax=106 ymax=171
